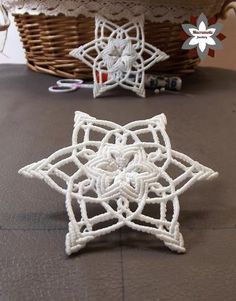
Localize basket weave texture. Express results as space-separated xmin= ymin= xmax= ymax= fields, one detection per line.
xmin=14 ymin=14 xmax=202 ymax=79
xmin=7 ymin=0 xmax=235 ymax=78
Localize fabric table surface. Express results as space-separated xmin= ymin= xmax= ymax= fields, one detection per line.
xmin=0 ymin=63 xmax=236 ymax=301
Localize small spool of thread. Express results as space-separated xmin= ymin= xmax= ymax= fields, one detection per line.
xmin=166 ymin=77 xmax=182 ymax=91
xmin=145 ymin=74 xmax=182 ymax=91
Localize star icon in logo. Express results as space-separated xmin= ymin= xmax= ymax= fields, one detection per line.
xmin=102 ymin=39 xmax=138 ymax=75
xmin=182 ymin=13 xmax=225 ymax=60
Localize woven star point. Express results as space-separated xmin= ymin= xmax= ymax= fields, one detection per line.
xmin=70 ymin=15 xmax=169 ymax=98
xmin=19 ymin=112 xmax=218 ymax=255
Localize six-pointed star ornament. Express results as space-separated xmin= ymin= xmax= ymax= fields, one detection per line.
xmin=70 ymin=15 xmax=169 ymax=98
xmin=19 ymin=112 xmax=218 ymax=255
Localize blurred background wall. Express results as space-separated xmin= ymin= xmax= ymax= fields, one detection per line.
xmin=0 ymin=15 xmax=25 ymax=64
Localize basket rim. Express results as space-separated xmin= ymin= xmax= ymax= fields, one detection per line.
xmin=4 ymin=0 xmax=228 ymax=23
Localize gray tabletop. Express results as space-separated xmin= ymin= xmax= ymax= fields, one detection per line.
xmin=0 ymin=64 xmax=236 ymax=301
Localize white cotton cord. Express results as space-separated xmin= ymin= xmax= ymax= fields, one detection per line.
xmin=19 ymin=112 xmax=218 ymax=255
xmin=70 ymin=15 xmax=169 ymax=98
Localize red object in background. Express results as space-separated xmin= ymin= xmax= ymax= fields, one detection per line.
xmin=208 ymin=49 xmax=215 ymax=57
xmin=96 ymin=72 xmax=108 ymax=83
xmin=190 ymin=16 xmax=197 ymax=26
xmin=217 ymin=33 xmax=226 ymax=41
xmin=208 ymin=16 xmax=217 ymax=25
xmin=188 ymin=49 xmax=198 ymax=59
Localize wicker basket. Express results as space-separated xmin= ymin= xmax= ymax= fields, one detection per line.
xmin=12 ymin=2 xmax=234 ymax=79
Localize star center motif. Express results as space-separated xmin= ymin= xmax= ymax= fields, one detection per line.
xmin=102 ymin=39 xmax=138 ymax=75
xmin=70 ymin=15 xmax=169 ymax=98
xmin=19 ymin=112 xmax=218 ymax=255
xmin=85 ymin=144 xmax=158 ymax=204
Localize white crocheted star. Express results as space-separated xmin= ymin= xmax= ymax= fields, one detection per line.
xmin=70 ymin=15 xmax=169 ymax=98
xmin=19 ymin=112 xmax=218 ymax=255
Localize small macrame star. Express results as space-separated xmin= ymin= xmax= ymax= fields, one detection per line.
xmin=70 ymin=15 xmax=169 ymax=98
xmin=19 ymin=112 xmax=218 ymax=255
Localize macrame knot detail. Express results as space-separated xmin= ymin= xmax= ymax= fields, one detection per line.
xmin=70 ymin=15 xmax=169 ymax=98
xmin=19 ymin=112 xmax=218 ymax=255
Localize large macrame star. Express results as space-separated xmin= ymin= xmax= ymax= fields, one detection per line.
xmin=70 ymin=15 xmax=169 ymax=98
xmin=19 ymin=112 xmax=218 ymax=255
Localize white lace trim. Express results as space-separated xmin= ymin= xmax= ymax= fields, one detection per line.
xmin=3 ymin=0 xmax=225 ymax=23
